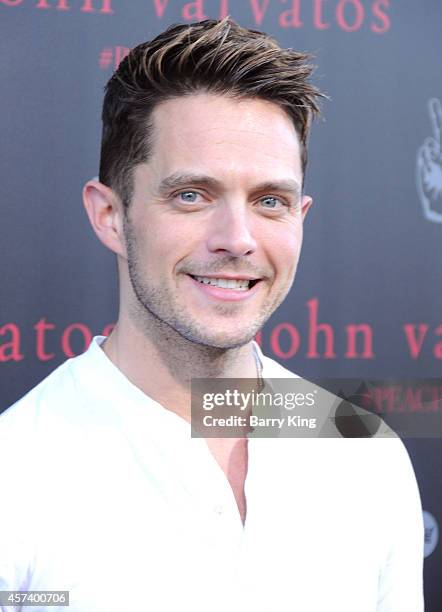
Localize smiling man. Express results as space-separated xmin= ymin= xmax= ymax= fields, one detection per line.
xmin=118 ymin=94 xmax=306 ymax=348
xmin=0 ymin=18 xmax=424 ymax=612
xmin=89 ymin=92 xmax=310 ymax=417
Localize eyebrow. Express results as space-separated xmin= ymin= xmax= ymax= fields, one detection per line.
xmin=158 ymin=173 xmax=221 ymax=194
xmin=252 ymin=180 xmax=301 ymax=200
xmin=157 ymin=173 xmax=301 ymax=199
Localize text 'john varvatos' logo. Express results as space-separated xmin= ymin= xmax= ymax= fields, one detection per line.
xmin=416 ymin=98 xmax=442 ymax=224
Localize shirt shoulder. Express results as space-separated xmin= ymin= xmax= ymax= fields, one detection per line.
xmin=1 ymin=357 xmax=77 ymax=435
xmin=0 ymin=336 xmax=114 ymax=449
xmin=254 ymin=343 xmax=299 ymax=379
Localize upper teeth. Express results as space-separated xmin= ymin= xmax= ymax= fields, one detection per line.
xmin=193 ymin=276 xmax=251 ymax=290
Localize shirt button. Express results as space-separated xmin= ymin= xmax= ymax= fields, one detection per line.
xmin=214 ymin=504 xmax=224 ymax=516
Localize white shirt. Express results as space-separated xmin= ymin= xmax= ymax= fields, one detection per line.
xmin=0 ymin=336 xmax=424 ymax=611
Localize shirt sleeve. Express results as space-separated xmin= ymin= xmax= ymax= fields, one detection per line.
xmin=376 ymin=439 xmax=425 ymax=612
xmin=0 ymin=410 xmax=35 ymax=612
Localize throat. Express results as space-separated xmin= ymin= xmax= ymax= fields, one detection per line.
xmin=206 ymin=437 xmax=249 ymax=525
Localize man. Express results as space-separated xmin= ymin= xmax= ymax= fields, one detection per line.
xmin=0 ymin=18 xmax=423 ymax=612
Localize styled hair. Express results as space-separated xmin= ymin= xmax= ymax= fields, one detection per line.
xmin=99 ymin=17 xmax=324 ymax=212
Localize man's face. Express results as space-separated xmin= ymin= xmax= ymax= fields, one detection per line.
xmin=123 ymin=93 xmax=311 ymax=348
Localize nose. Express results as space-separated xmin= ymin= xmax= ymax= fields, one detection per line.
xmin=206 ymin=201 xmax=257 ymax=257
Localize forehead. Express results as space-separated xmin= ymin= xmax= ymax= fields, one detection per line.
xmin=147 ymin=93 xmax=302 ymax=182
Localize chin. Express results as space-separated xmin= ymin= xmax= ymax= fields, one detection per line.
xmin=179 ymin=326 xmax=260 ymax=350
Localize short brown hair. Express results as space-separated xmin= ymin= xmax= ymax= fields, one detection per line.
xmin=99 ymin=17 xmax=324 ymax=212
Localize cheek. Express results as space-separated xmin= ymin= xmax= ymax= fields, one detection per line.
xmin=264 ymin=224 xmax=303 ymax=274
xmin=138 ymin=220 xmax=198 ymax=274
xmin=133 ymin=216 xmax=172 ymax=255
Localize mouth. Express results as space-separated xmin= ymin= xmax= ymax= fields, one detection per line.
xmin=188 ymin=275 xmax=261 ymax=291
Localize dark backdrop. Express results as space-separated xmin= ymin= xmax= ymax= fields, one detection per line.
xmin=1 ymin=0 xmax=441 ymax=608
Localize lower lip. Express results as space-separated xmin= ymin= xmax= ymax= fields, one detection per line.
xmin=186 ymin=275 xmax=263 ymax=302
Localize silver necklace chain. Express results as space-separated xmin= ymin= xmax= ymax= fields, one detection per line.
xmin=252 ymin=343 xmax=264 ymax=392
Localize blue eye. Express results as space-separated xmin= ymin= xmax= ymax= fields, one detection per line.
xmin=179 ymin=191 xmax=199 ymax=203
xmin=260 ymin=196 xmax=282 ymax=209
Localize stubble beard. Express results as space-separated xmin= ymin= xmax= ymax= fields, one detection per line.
xmin=123 ymin=220 xmax=292 ymax=350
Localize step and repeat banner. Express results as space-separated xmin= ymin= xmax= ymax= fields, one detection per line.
xmin=1 ymin=0 xmax=441 ymax=608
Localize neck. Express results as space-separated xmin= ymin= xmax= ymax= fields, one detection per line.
xmin=101 ymin=308 xmax=259 ymax=423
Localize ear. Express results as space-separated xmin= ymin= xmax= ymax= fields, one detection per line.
xmin=82 ymin=180 xmax=127 ymax=257
xmin=300 ymin=195 xmax=313 ymax=221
